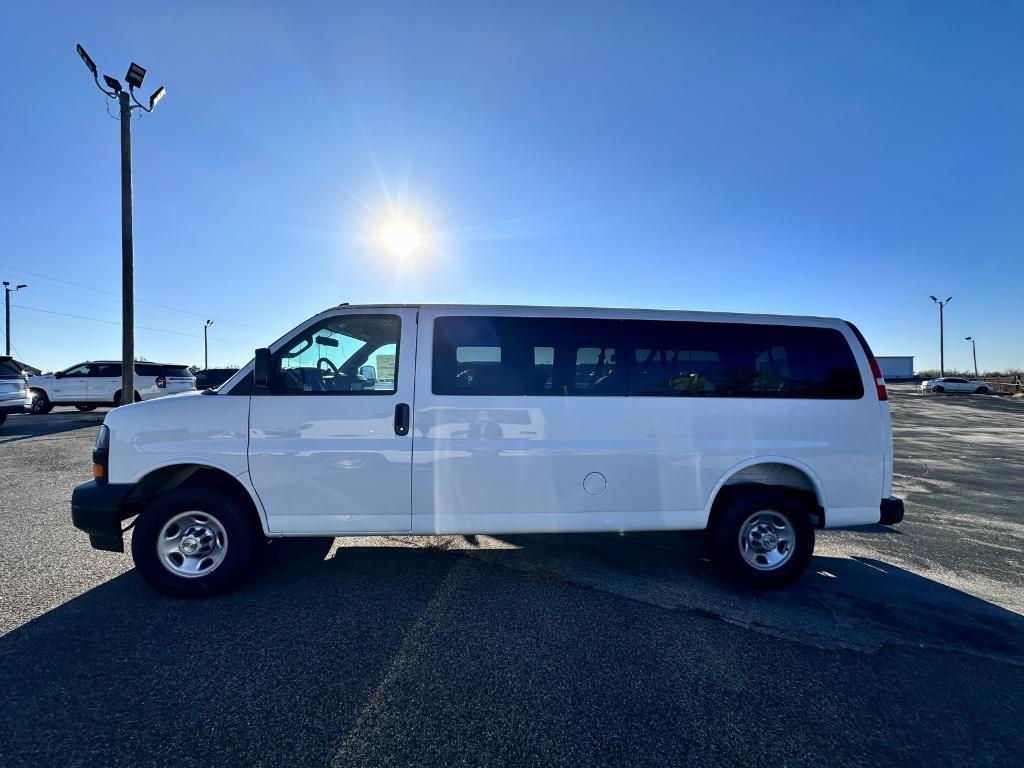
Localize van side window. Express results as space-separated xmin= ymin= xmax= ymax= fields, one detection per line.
xmin=530 ymin=347 xmax=555 ymax=393
xmin=433 ymin=317 xmax=522 ymax=395
xmin=625 ymin=320 xmax=862 ymax=399
xmin=433 ymin=316 xmax=625 ymax=396
xmin=271 ymin=314 xmax=400 ymax=395
xmin=455 ymin=346 xmax=503 ymax=390
xmin=574 ymin=347 xmax=622 ymax=395
xmin=632 ymin=348 xmax=722 ymax=395
xmin=433 ymin=316 xmax=861 ymax=399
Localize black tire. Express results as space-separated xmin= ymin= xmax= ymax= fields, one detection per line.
xmin=131 ymin=487 xmax=260 ymax=598
xmin=933 ymin=385 xmax=945 ymax=393
xmin=709 ymin=487 xmax=815 ymax=588
xmin=29 ymin=391 xmax=52 ymax=415
xmin=113 ymin=390 xmax=142 ymax=407
xmin=75 ymin=404 xmax=98 ymax=412
xmin=975 ymin=386 xmax=988 ymax=394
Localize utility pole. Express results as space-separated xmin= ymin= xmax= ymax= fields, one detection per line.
xmin=929 ymin=295 xmax=953 ymax=377
xmin=76 ymin=44 xmax=165 ymax=406
xmin=3 ymin=282 xmax=27 ymax=356
xmin=204 ymin=319 xmax=213 ymax=369
xmin=965 ymin=336 xmax=978 ymax=378
xmin=118 ymin=88 xmax=135 ymax=403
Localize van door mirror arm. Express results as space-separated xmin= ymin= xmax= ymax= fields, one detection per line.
xmin=254 ymin=348 xmax=274 ymax=392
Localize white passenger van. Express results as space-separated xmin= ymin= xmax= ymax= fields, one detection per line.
xmin=71 ymin=304 xmax=903 ymax=597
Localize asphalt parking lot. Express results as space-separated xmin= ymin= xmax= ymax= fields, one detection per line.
xmin=0 ymin=385 xmax=1021 ymax=767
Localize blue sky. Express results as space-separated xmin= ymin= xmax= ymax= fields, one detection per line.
xmin=1 ymin=1 xmax=1021 ymax=372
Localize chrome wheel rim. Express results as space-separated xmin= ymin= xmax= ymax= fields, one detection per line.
xmin=156 ymin=511 xmax=228 ymax=578
xmin=738 ymin=509 xmax=795 ymax=571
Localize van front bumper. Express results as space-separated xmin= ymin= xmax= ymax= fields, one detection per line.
xmin=880 ymin=496 xmax=905 ymax=525
xmin=71 ymin=480 xmax=134 ymax=553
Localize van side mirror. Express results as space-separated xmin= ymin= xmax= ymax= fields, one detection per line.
xmin=254 ymin=348 xmax=272 ymax=390
xmin=359 ymin=365 xmax=377 ymax=385
xmin=54 ymin=371 xmax=64 ymax=379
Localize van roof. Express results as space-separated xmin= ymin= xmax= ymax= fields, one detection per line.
xmin=326 ymin=303 xmax=844 ymax=324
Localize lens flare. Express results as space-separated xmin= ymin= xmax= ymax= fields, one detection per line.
xmin=379 ymin=217 xmax=425 ymax=259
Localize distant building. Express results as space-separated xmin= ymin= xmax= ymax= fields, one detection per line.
xmin=876 ymin=356 xmax=914 ymax=381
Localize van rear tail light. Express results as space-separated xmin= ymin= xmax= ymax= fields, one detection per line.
xmin=156 ymin=376 xmax=166 ymax=388
xmin=868 ymin=357 xmax=888 ymax=401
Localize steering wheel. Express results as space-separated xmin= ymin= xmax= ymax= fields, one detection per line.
xmin=317 ymin=357 xmax=339 ymax=377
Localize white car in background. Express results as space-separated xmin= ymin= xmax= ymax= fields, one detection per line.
xmin=919 ymin=377 xmax=991 ymax=394
xmin=0 ymin=356 xmax=31 ymax=427
xmin=28 ymin=361 xmax=196 ymax=413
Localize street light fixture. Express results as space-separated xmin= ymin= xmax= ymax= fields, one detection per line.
xmin=929 ymin=295 xmax=953 ymax=377
xmin=76 ymin=44 xmax=97 ymax=76
xmin=3 ymin=281 xmax=28 ymax=356
xmin=204 ymin=320 xmax=214 ymax=369
xmin=125 ymin=62 xmax=146 ymax=89
xmin=965 ymin=337 xmax=978 ymax=379
xmin=102 ymin=75 xmax=123 ymax=94
xmin=76 ymin=43 xmax=167 ymax=405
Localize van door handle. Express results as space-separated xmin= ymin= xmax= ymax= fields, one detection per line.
xmin=394 ymin=403 xmax=410 ymax=436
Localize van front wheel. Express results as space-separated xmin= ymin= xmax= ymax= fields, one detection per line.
xmin=709 ymin=488 xmax=815 ymax=588
xmin=131 ymin=487 xmax=259 ymax=598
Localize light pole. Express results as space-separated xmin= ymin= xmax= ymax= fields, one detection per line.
xmin=3 ymin=282 xmax=27 ymax=356
xmin=204 ymin=319 xmax=213 ymax=369
xmin=929 ymin=295 xmax=953 ymax=377
xmin=76 ymin=44 xmax=166 ymax=405
xmin=965 ymin=336 xmax=978 ymax=379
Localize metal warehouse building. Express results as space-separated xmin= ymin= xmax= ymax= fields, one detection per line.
xmin=876 ymin=356 xmax=914 ymax=381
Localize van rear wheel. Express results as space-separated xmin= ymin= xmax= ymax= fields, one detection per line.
xmin=709 ymin=488 xmax=815 ymax=588
xmin=131 ymin=487 xmax=259 ymax=598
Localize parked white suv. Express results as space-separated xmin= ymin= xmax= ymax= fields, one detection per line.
xmin=0 ymin=356 xmax=31 ymax=427
xmin=71 ymin=304 xmax=903 ymax=597
xmin=29 ymin=361 xmax=195 ymax=413
xmin=919 ymin=377 xmax=991 ymax=394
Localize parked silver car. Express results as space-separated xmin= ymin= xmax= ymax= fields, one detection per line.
xmin=919 ymin=377 xmax=991 ymax=394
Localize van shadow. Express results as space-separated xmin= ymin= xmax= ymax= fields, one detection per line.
xmin=0 ymin=410 xmax=106 ymax=444
xmin=474 ymin=530 xmax=1023 ymax=657
xmin=0 ymin=535 xmax=1021 ymax=767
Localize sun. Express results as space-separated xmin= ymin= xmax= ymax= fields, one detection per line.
xmin=379 ymin=217 xmax=425 ymax=259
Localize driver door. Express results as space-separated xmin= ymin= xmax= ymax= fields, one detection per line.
xmin=248 ymin=309 xmax=417 ymax=535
